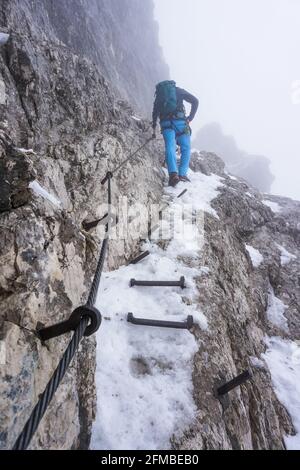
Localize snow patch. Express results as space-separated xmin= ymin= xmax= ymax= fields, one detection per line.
xmin=0 ymin=32 xmax=9 ymax=46
xmin=263 ymin=200 xmax=281 ymax=213
xmin=245 ymin=244 xmax=263 ymax=268
xmin=92 ymin=244 xmax=206 ymax=450
xmin=267 ymin=287 xmax=288 ymax=331
xmin=263 ymin=337 xmax=300 ymax=450
xmin=16 ymin=147 xmax=35 ymax=154
xmin=276 ymin=244 xmax=297 ymax=266
xmin=250 ymin=356 xmax=265 ymax=370
xmin=165 ymin=169 xmax=223 ymax=219
xmin=29 ymin=181 xmax=61 ymax=208
xmin=131 ymin=115 xmax=141 ymax=122
xmin=0 ymin=78 xmax=5 ymax=104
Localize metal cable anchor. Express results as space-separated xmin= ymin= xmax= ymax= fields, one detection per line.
xmin=37 ymin=305 xmax=102 ymax=341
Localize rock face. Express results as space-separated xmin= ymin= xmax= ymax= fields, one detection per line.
xmin=193 ymin=123 xmax=275 ymax=193
xmin=0 ymin=0 xmax=168 ymax=117
xmin=0 ymin=0 xmax=165 ymax=450
xmin=175 ymin=151 xmax=299 ymax=450
xmin=43 ymin=0 xmax=170 ymax=113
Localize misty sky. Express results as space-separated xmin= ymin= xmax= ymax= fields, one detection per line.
xmin=154 ymin=0 xmax=300 ymax=200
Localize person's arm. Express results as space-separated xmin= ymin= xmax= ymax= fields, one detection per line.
xmin=179 ymin=88 xmax=199 ymax=122
xmin=152 ymin=97 xmax=159 ymax=135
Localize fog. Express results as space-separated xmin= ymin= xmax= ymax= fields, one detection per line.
xmin=154 ymin=0 xmax=300 ymax=200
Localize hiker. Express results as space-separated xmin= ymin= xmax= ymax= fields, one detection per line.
xmin=152 ymin=81 xmax=199 ymax=187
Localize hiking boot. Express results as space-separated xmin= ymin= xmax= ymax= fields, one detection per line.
xmin=179 ymin=175 xmax=191 ymax=183
xmin=168 ymin=172 xmax=180 ymax=187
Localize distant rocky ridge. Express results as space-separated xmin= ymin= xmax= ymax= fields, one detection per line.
xmin=193 ymin=123 xmax=274 ymax=193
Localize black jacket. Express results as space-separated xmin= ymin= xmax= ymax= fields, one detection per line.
xmin=152 ymin=87 xmax=199 ymax=129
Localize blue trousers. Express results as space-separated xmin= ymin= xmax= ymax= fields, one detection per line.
xmin=161 ymin=119 xmax=191 ymax=176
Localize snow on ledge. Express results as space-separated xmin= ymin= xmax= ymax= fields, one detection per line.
xmin=249 ymin=356 xmax=265 ymax=370
xmin=276 ymin=244 xmax=297 ymax=265
xmin=263 ymin=336 xmax=300 ymax=450
xmin=267 ymin=286 xmax=288 ymax=332
xmin=245 ymin=244 xmax=263 ymax=268
xmin=165 ymin=169 xmax=223 ymax=219
xmin=0 ymin=32 xmax=9 ymax=46
xmin=29 ymin=180 xmax=61 ymax=208
xmin=16 ymin=147 xmax=35 ymax=154
xmin=131 ymin=115 xmax=141 ymax=122
xmin=263 ymin=199 xmax=281 ymax=213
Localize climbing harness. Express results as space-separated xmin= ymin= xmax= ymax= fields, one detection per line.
xmin=161 ymin=119 xmax=192 ymax=139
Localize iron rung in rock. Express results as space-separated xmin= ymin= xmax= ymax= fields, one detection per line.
xmin=217 ymin=370 xmax=252 ymax=397
xmin=129 ymin=251 xmax=150 ymax=265
xmin=127 ymin=313 xmax=193 ymax=330
xmin=177 ymin=189 xmax=188 ymax=199
xmin=82 ymin=213 xmax=118 ymax=232
xmin=130 ymin=276 xmax=186 ymax=289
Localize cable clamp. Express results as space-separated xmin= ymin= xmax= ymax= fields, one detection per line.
xmin=37 ymin=305 xmax=102 ymax=341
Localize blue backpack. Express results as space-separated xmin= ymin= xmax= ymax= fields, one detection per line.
xmin=155 ymin=81 xmax=178 ymax=118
